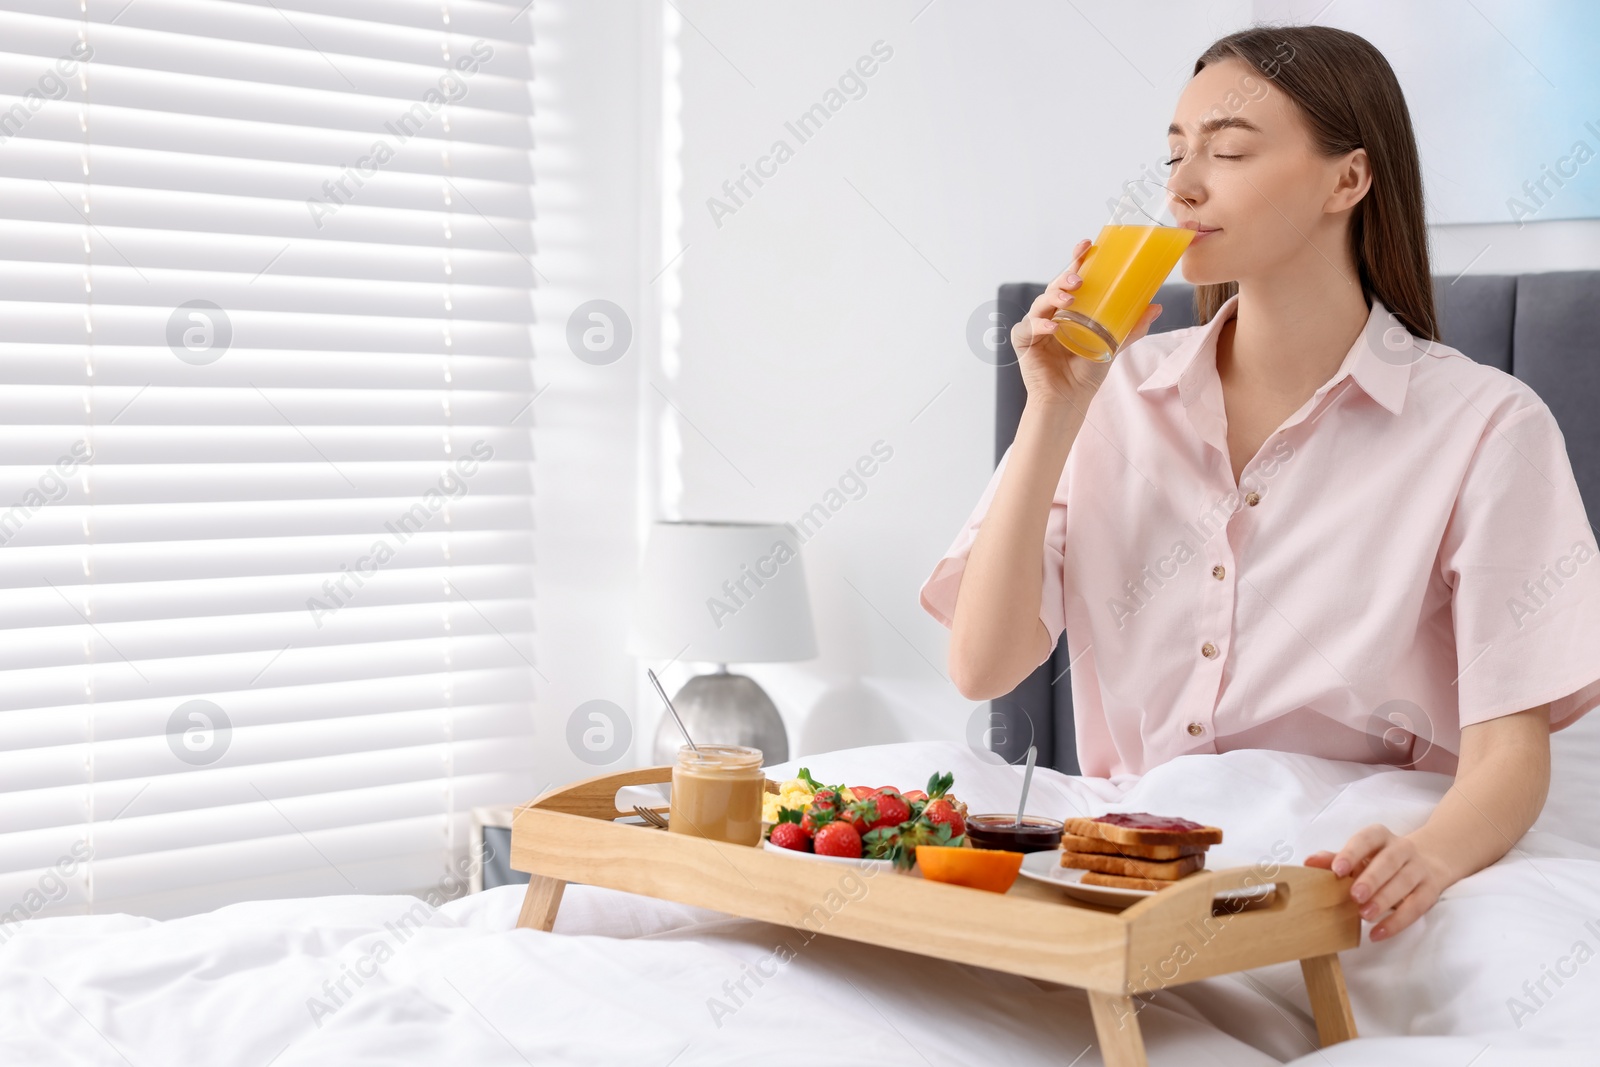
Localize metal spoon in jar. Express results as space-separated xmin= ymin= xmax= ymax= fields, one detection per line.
xmin=644 ymin=667 xmax=698 ymax=819
xmin=1015 ymin=744 xmax=1037 ymax=827
xmin=647 ymin=667 xmax=699 ymax=753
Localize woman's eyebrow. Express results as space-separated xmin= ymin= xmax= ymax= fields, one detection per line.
xmin=1167 ymin=116 xmax=1263 ymax=137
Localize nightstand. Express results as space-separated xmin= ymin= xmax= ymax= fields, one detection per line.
xmin=471 ymin=805 xmax=529 ymax=893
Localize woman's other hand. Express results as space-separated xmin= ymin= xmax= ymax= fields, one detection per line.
xmin=1010 ymin=237 xmax=1164 ymax=409
xmin=1304 ymin=825 xmax=1453 ymax=941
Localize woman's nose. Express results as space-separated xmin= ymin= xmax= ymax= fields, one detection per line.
xmin=1167 ymin=181 xmax=1204 ymax=219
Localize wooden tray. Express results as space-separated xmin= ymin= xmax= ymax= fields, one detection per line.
xmin=511 ymin=765 xmax=1361 ymax=1067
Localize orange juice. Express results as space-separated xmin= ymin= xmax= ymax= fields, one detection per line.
xmin=1053 ymin=224 xmax=1196 ymax=361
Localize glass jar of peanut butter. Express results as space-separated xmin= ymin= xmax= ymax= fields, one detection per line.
xmin=668 ymin=744 xmax=765 ymax=846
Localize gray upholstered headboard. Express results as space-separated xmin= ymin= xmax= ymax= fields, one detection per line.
xmin=991 ymin=271 xmax=1600 ymax=774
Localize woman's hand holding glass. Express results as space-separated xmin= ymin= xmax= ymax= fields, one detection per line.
xmin=1010 ymin=238 xmax=1164 ymax=411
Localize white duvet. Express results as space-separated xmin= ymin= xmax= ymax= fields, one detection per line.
xmin=3 ymin=738 xmax=1597 ymax=1066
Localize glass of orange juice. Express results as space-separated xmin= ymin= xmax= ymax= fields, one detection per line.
xmin=1052 ymin=180 xmax=1206 ymax=362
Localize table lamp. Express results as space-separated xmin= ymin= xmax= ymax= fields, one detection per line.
xmin=628 ymin=521 xmax=818 ymax=765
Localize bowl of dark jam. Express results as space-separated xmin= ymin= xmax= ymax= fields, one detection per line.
xmin=965 ymin=814 xmax=1064 ymax=854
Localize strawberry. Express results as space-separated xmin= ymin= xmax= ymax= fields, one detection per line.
xmin=768 ymin=821 xmax=812 ymax=852
xmin=848 ymin=786 xmax=878 ymax=800
xmin=839 ymin=797 xmax=876 ymax=834
xmin=813 ymin=820 xmax=862 ymax=858
xmin=923 ymin=798 xmax=966 ymax=839
xmin=922 ymin=771 xmax=967 ymax=837
xmin=800 ymin=790 xmax=841 ymax=835
xmin=901 ymin=790 xmax=927 ymax=804
xmin=800 ymin=803 xmax=829 ymax=835
xmin=864 ymin=789 xmax=910 ymax=832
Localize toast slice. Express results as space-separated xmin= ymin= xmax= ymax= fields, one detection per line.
xmin=1064 ymin=812 xmax=1223 ymax=848
xmin=1060 ymin=832 xmax=1207 ymax=860
xmin=1060 ymin=850 xmax=1205 ymax=880
xmin=1079 ymin=868 xmax=1205 ymax=891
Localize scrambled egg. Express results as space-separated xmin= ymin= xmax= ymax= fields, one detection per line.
xmin=762 ymin=780 xmax=856 ymax=824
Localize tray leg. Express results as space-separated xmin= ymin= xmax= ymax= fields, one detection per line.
xmin=1300 ymin=952 xmax=1358 ymax=1046
xmin=515 ymin=873 xmax=567 ymax=932
xmin=1087 ymin=990 xmax=1148 ymax=1067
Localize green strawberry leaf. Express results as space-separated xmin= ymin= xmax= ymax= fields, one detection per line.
xmin=807 ymin=805 xmax=839 ymax=829
xmin=862 ymin=824 xmax=901 ymax=861
xmin=776 ymin=807 xmax=803 ymax=825
xmin=798 ymin=767 xmax=827 ymax=792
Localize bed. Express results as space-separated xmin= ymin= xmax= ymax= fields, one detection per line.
xmin=3 ymin=735 xmax=1597 ymax=1065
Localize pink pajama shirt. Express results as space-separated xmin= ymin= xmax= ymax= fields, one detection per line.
xmin=920 ymin=293 xmax=1600 ymax=778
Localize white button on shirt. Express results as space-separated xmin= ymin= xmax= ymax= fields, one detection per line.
xmin=920 ymin=293 xmax=1600 ymax=778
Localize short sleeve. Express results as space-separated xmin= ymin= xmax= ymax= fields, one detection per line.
xmin=1439 ymin=402 xmax=1600 ymax=733
xmin=917 ymin=443 xmax=1068 ymax=668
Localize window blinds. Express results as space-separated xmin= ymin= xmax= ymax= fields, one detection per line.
xmin=0 ymin=0 xmax=538 ymax=920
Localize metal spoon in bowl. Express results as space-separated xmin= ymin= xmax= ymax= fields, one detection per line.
xmin=1015 ymin=744 xmax=1037 ymax=828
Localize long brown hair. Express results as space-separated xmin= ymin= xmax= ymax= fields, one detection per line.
xmin=1189 ymin=26 xmax=1439 ymax=342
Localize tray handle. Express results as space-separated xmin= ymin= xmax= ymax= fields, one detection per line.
xmin=1117 ymin=863 xmax=1325 ymax=925
xmin=523 ymin=765 xmax=782 ymax=821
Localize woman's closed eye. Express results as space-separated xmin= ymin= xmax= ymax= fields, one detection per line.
xmin=1163 ymin=153 xmax=1243 ymax=167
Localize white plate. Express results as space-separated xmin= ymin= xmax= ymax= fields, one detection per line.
xmin=761 ymin=838 xmax=914 ymax=874
xmin=1018 ymin=851 xmax=1277 ymax=908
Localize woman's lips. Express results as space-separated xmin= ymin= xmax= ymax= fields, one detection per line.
xmin=1190 ymin=227 xmax=1220 ymax=243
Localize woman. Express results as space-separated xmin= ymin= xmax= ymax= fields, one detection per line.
xmin=919 ymin=26 xmax=1600 ymax=943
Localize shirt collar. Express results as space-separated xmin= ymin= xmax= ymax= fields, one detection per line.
xmin=1135 ymin=293 xmax=1413 ymax=416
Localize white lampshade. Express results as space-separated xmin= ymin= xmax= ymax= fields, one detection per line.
xmin=628 ymin=521 xmax=818 ymax=664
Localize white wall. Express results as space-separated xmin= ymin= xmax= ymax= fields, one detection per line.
xmin=549 ymin=2 xmax=1600 ymax=774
